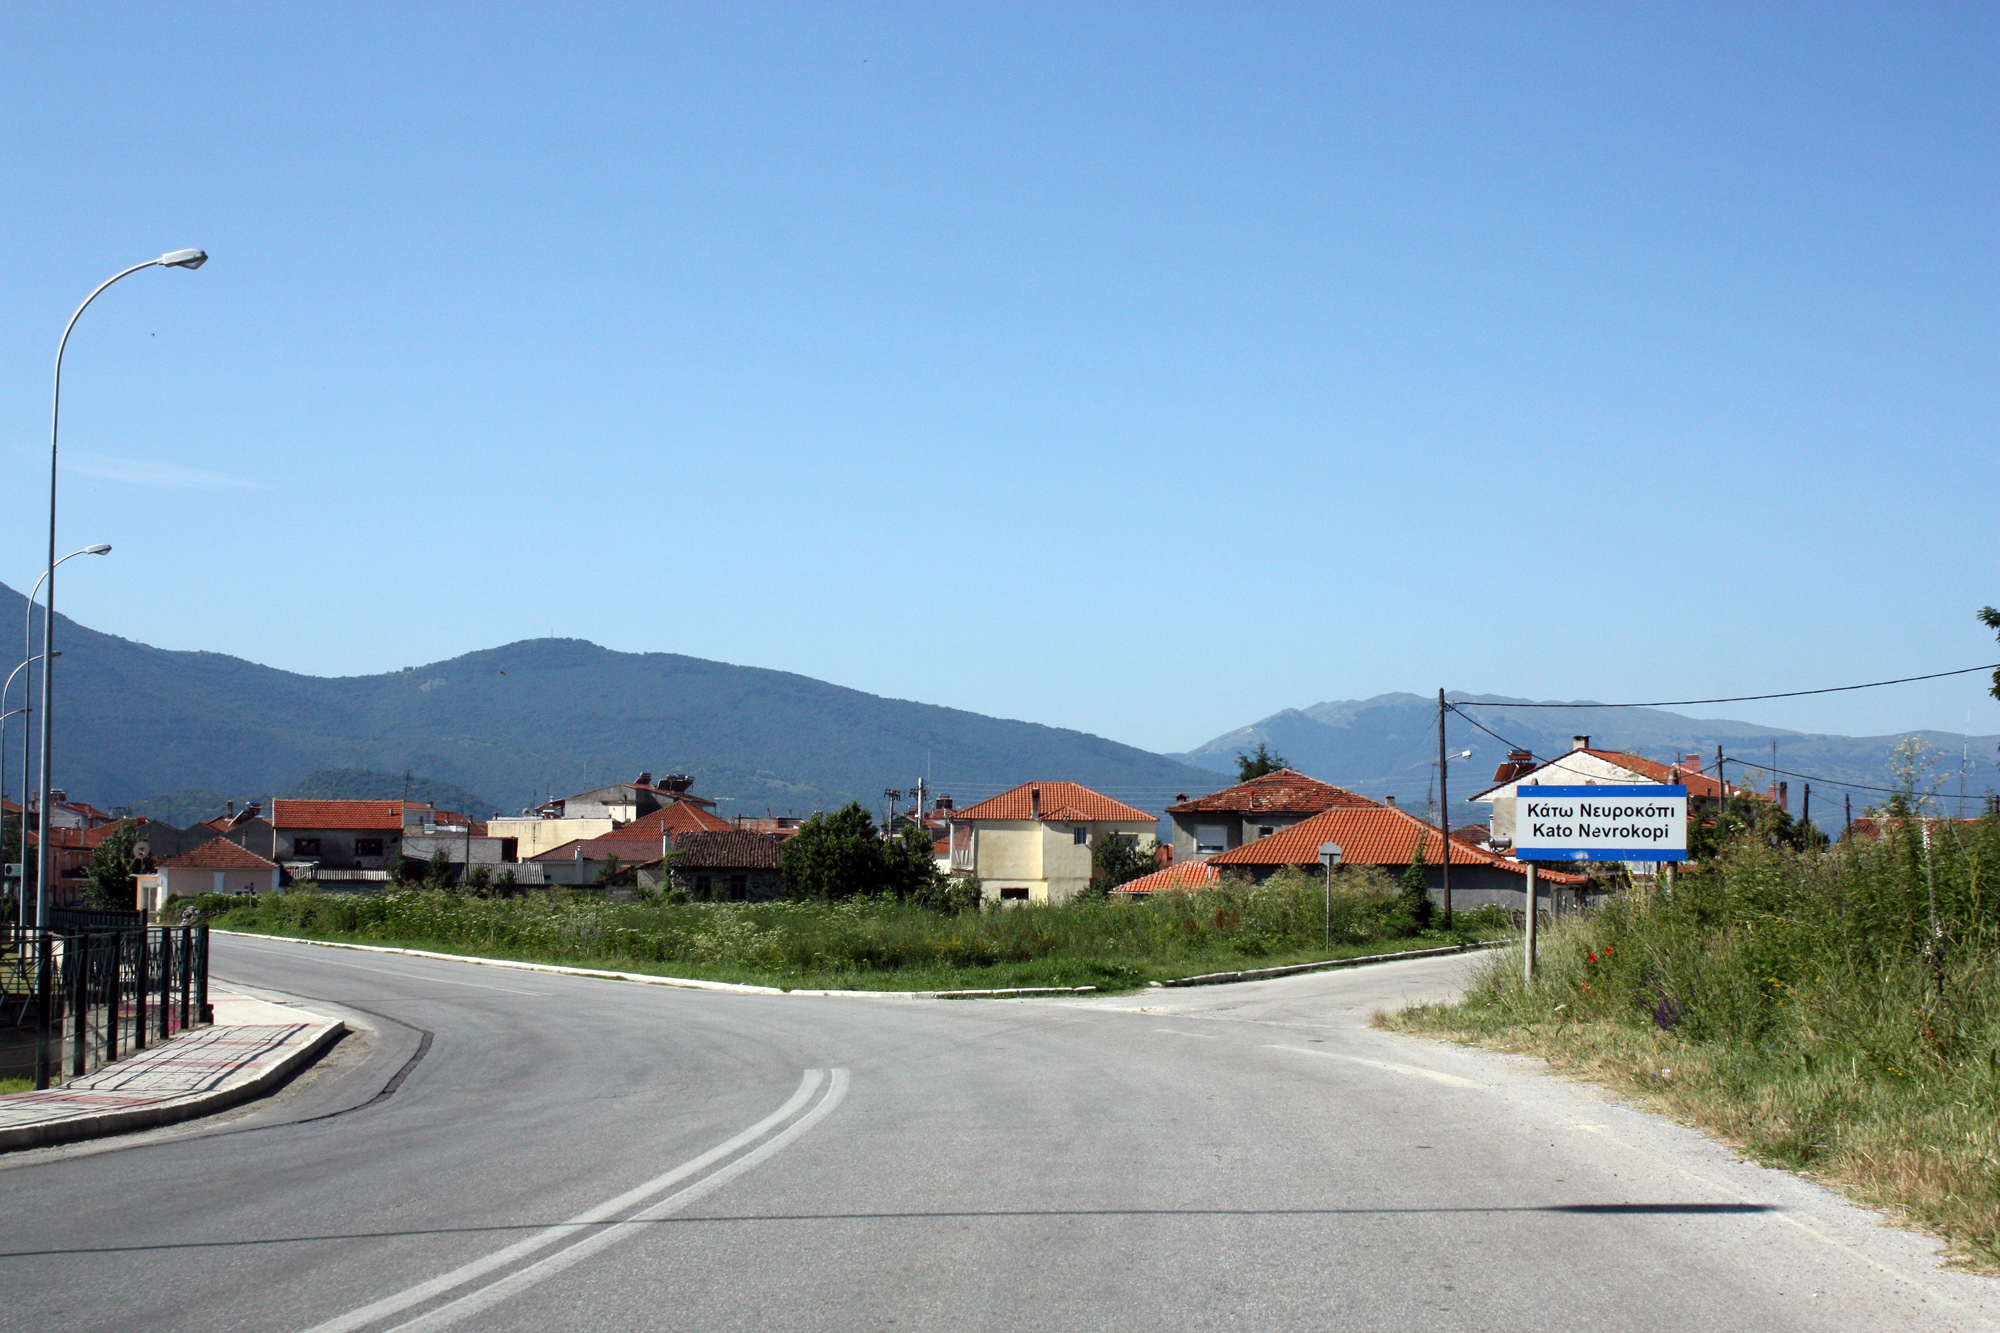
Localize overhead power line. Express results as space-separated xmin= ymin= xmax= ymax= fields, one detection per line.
xmin=1450 ymin=662 xmax=2000 ymax=710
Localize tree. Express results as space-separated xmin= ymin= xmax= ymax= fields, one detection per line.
xmin=778 ymin=803 xmax=887 ymax=899
xmin=1235 ymin=742 xmax=1289 ymax=783
xmin=85 ymin=822 xmax=150 ymax=911
xmin=1088 ymin=832 xmax=1155 ymax=896
xmin=1982 ymin=606 xmax=2000 ymax=703
xmin=595 ymin=854 xmax=635 ymax=888
xmin=1400 ymin=833 xmax=1434 ymax=928
xmin=423 ymin=848 xmax=455 ymax=892
xmin=883 ymin=823 xmax=946 ymax=903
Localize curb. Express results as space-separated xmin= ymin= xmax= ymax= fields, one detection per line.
xmin=212 ymin=932 xmax=1098 ymax=1000
xmin=0 ymin=1021 xmax=346 ymax=1153
xmin=1153 ymin=939 xmax=1509 ymax=989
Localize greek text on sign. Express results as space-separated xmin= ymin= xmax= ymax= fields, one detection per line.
xmin=1512 ymin=785 xmax=1687 ymax=862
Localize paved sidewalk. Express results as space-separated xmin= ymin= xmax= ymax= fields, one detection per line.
xmin=0 ymin=990 xmax=344 ymax=1151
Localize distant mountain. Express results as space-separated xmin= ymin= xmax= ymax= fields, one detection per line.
xmin=0 ymin=584 xmax=1219 ymax=819
xmin=1176 ymin=692 xmax=2000 ymax=826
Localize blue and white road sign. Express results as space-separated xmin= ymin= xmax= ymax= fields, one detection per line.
xmin=1512 ymin=785 xmax=1688 ymax=862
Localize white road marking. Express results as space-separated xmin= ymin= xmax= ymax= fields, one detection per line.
xmin=387 ymin=1069 xmax=851 ymax=1332
xmin=1153 ymin=1028 xmax=1219 ymax=1039
xmin=298 ymin=1070 xmax=832 ymax=1333
xmin=1264 ymin=1044 xmax=1483 ymax=1088
xmin=225 ymin=942 xmax=549 ymax=996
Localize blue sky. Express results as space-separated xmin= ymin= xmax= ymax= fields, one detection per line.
xmin=1 ymin=3 xmax=1994 ymax=756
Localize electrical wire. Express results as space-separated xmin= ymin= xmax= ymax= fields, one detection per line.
xmin=1448 ymin=662 xmax=2000 ymax=709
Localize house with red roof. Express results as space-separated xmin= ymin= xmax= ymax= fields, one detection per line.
xmin=143 ymin=838 xmax=280 ymax=909
xmin=1201 ymin=803 xmax=1589 ymax=912
xmin=944 ymin=782 xmax=1156 ymax=904
xmin=1467 ymin=736 xmax=1742 ymax=864
xmin=669 ymin=830 xmax=787 ymax=901
xmin=272 ymin=799 xmax=432 ymax=872
xmin=489 ymin=773 xmax=722 ymax=860
xmin=1165 ymin=769 xmax=1379 ymax=862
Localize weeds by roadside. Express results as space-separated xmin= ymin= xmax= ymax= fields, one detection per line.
xmin=202 ymin=865 xmax=1507 ymax=993
xmin=1386 ymin=817 xmax=2000 ymax=1272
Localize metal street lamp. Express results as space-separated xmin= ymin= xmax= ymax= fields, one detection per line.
xmin=34 ymin=249 xmax=205 ymax=926
xmin=1 ymin=650 xmax=56 ymax=921
xmin=19 ymin=544 xmax=110 ymax=919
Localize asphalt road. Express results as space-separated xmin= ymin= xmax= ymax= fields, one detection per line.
xmin=1 ymin=935 xmax=1993 ymax=1332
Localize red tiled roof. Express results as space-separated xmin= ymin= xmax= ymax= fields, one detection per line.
xmin=158 ymin=838 xmax=278 ymax=870
xmin=1208 ymin=805 xmax=1588 ymax=884
xmin=1472 ymin=749 xmax=1733 ymax=801
xmin=272 ymin=799 xmax=407 ymax=831
xmin=612 ymin=803 xmax=732 ymax=839
xmin=669 ymin=830 xmax=785 ymax=871
xmin=1166 ymin=770 xmax=1378 ymax=815
xmin=527 ymin=838 xmax=665 ymax=865
xmin=1112 ymin=860 xmax=1221 ymax=894
xmin=948 ymin=782 xmax=1153 ymax=823
xmin=1843 ymin=816 xmax=1984 ymax=842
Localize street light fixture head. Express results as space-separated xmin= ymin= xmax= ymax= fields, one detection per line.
xmin=83 ymin=544 xmax=112 ymax=555
xmin=158 ymin=249 xmax=208 ymax=270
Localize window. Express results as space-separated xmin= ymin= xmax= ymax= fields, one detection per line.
xmin=354 ymin=838 xmax=384 ymax=858
xmin=1073 ymin=826 xmax=1089 ymax=846
xmin=999 ymin=887 xmax=1030 ymax=901
xmin=728 ymin=873 xmax=748 ymax=901
xmin=293 ymin=837 xmax=322 ymax=856
xmin=1257 ymin=825 xmax=1275 ymax=839
xmin=695 ymin=874 xmax=712 ymax=898
xmin=1194 ymin=825 xmax=1227 ymax=855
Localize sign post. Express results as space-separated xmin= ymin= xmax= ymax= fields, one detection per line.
xmin=1318 ymin=842 xmax=1343 ymax=949
xmin=1523 ymin=865 xmax=1538 ymax=980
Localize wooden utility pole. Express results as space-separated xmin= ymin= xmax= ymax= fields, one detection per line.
xmin=1438 ymin=688 xmax=1452 ymax=928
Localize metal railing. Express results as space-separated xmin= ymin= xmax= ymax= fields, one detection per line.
xmin=0 ymin=922 xmax=210 ymax=1090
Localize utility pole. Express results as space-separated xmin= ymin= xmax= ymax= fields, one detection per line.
xmin=1438 ymin=688 xmax=1452 ymax=929
xmin=1845 ymin=791 xmax=1852 ymax=841
xmin=1802 ymin=784 xmax=1811 ymax=844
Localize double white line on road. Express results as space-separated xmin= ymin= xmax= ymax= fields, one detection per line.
xmin=299 ymin=1068 xmax=849 ymax=1333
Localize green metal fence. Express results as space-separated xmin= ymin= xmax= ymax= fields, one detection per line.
xmin=0 ymin=923 xmax=210 ymax=1090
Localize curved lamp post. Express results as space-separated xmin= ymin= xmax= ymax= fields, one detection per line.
xmin=35 ymin=249 xmax=204 ymax=926
xmin=2 ymin=650 xmax=57 ymax=921
xmin=17 ymin=544 xmax=107 ymax=919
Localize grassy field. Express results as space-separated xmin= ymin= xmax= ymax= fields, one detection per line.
xmin=1387 ymin=819 xmax=2000 ymax=1272
xmin=202 ymin=866 xmax=1505 ymax=993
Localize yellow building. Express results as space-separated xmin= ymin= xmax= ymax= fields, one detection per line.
xmin=944 ymin=781 xmax=1157 ymax=904
xmin=486 ymin=816 xmax=619 ymax=859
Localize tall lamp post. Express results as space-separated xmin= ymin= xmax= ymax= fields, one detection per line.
xmin=3 ymin=649 xmax=59 ymax=921
xmin=19 ymin=546 xmax=109 ymax=918
xmin=34 ymin=250 xmax=205 ymax=926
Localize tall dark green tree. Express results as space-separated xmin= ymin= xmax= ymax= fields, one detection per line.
xmin=1088 ymin=833 xmax=1155 ymax=896
xmin=778 ymin=803 xmax=888 ymax=899
xmin=1235 ymin=742 xmax=1289 ymax=783
xmin=1400 ymin=833 xmax=1435 ymax=928
xmin=1981 ymin=606 xmax=2000 ymax=703
xmin=84 ymin=822 xmax=150 ymax=911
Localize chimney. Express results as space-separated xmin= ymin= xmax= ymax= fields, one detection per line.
xmin=1030 ymin=787 xmax=1041 ymax=820
xmin=1685 ymin=753 xmax=1703 ymax=771
xmin=1571 ymin=736 xmax=1590 ymax=752
xmin=1384 ymin=794 xmax=1396 ymax=807
xmin=1779 ymin=781 xmax=1789 ymax=813
xmin=226 ymin=800 xmax=235 ymax=817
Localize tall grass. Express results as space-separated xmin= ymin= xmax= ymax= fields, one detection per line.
xmin=1391 ymin=815 xmax=2000 ymax=1269
xmin=204 ymin=864 xmax=1502 ymax=991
